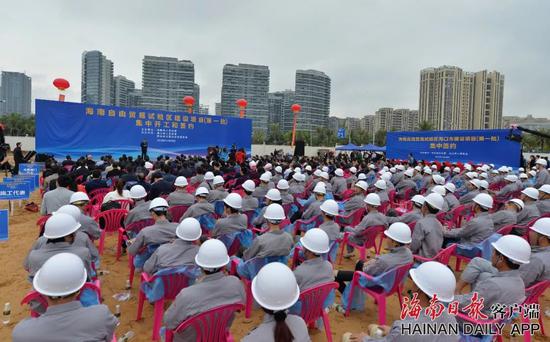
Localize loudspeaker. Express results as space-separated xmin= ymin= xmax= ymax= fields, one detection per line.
xmin=294 ymin=140 xmax=305 ymax=157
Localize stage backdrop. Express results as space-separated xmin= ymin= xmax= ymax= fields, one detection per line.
xmin=35 ymin=100 xmax=252 ymax=159
xmin=386 ymin=129 xmax=521 ymax=167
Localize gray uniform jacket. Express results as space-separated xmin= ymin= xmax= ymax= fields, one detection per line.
xmin=377 ymin=190 xmax=389 ymax=203
xmin=167 ymin=191 xmax=195 ymax=206
xmin=456 ymin=270 xmax=526 ymax=316
xmin=391 ymin=172 xmax=404 ymax=187
xmin=189 ymin=174 xmax=204 ymax=185
xmin=242 ymin=314 xmax=310 ymax=342
xmin=124 ymin=200 xmax=152 ymax=226
xmin=443 ymin=212 xmax=494 ymax=245
xmin=496 ymin=182 xmax=519 ymax=198
xmin=343 ymin=194 xmax=365 ymax=216
xmin=519 ymin=246 xmax=550 ymax=287
xmin=517 ymin=202 xmax=540 ymax=226
xmin=535 ymin=168 xmax=550 ymax=188
xmin=489 ymin=210 xmax=516 ymax=230
xmin=348 ymin=211 xmax=387 ymax=244
xmin=410 ymin=214 xmax=443 ymax=258
xmin=537 ymin=198 xmax=550 ymax=214
xmin=318 ymin=221 xmax=341 ymax=242
xmin=331 ymin=176 xmax=347 ymax=197
xmin=445 ymin=193 xmax=460 ymax=211
xmin=280 ymin=191 xmax=294 ymax=205
xmin=180 ymin=201 xmax=215 ymax=220
xmin=26 ymin=231 xmax=99 ymax=265
xmin=241 ymin=195 xmax=259 ymax=212
xmin=79 ymin=214 xmax=101 ymax=240
xmin=143 ymin=239 xmax=199 ymax=275
xmin=459 ymin=189 xmax=479 ymax=205
xmin=25 ymin=242 xmax=92 ymax=277
xmin=386 ymin=208 xmax=422 ymax=224
xmin=40 ymin=187 xmax=74 ymax=215
xmin=252 ymin=206 xmax=267 ymax=227
xmin=302 ymin=200 xmax=322 ymax=220
xmin=211 ymin=214 xmax=247 ymax=238
xmin=396 ymin=179 xmax=417 ymax=195
xmin=289 ymin=183 xmax=305 ymax=195
xmin=294 ymin=257 xmax=334 ymax=291
xmin=252 ymin=184 xmax=269 ymax=199
xmin=363 ymin=246 xmax=413 ymax=277
xmin=208 ymin=188 xmax=228 ymax=203
xmin=127 ymin=219 xmax=177 ymax=256
xmin=164 ymin=272 xmax=245 ymax=342
xmin=243 ymin=230 xmax=294 ymax=260
xmin=12 ymin=301 xmax=118 ymax=342
xmin=347 ymin=175 xmax=358 ymax=187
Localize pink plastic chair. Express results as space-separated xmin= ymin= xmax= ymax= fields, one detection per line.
xmin=496 ymin=224 xmax=515 ymax=235
xmin=522 ymin=280 xmax=550 ymax=341
xmin=36 ymin=214 xmax=51 ymax=237
xmin=126 ymin=219 xmax=156 ymax=287
xmin=95 ymin=209 xmax=128 ymax=259
xmin=136 ymin=271 xmax=195 ymax=340
xmin=113 ymin=199 xmax=133 ymax=211
xmin=89 ymin=187 xmax=111 ymax=199
xmin=168 ymin=205 xmax=190 ymax=223
xmin=413 ymin=243 xmax=457 ymax=266
xmin=165 ymin=303 xmax=244 ymax=342
xmin=293 ymin=215 xmax=323 ymax=235
xmin=338 ymin=225 xmax=386 ymax=264
xmin=335 ymin=207 xmax=366 ymax=228
xmin=299 ymin=282 xmax=338 ymax=342
xmin=345 ymin=263 xmax=413 ymax=325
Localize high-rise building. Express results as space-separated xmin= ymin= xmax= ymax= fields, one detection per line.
xmin=328 ymin=116 xmax=340 ymax=134
xmin=268 ymin=92 xmax=283 ymax=127
xmin=361 ymin=115 xmax=375 ymax=136
xmin=0 ymin=71 xmax=31 ymax=116
xmin=193 ymin=83 xmax=200 ymax=113
xmin=294 ymin=70 xmax=331 ymax=134
xmin=113 ymin=75 xmax=135 ymax=107
xmin=141 ymin=56 xmax=194 ymax=112
xmin=404 ymin=109 xmax=419 ymax=131
xmin=374 ymin=108 xmax=418 ymax=132
xmin=127 ymin=89 xmax=142 ymax=108
xmin=419 ymin=66 xmax=504 ymax=130
xmin=221 ymin=63 xmax=270 ymax=133
xmin=215 ymin=102 xmax=222 ymax=115
xmin=198 ymin=105 xmax=209 ymax=115
xmin=81 ymin=50 xmax=114 ymax=105
xmin=268 ymin=90 xmax=295 ymax=130
xmin=374 ymin=107 xmax=393 ymax=132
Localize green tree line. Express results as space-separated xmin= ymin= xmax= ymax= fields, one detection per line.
xmin=0 ymin=113 xmax=35 ymax=136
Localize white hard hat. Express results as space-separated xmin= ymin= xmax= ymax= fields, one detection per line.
xmin=466 ymin=172 xmax=477 ymax=180
xmin=409 ymin=261 xmax=456 ymax=302
xmin=529 ymin=170 xmax=537 ymax=177
xmin=389 ymin=167 xmax=396 ymax=173
xmin=263 ymin=203 xmax=286 ymax=221
xmin=242 ymin=180 xmax=256 ymax=192
xmin=519 ymin=173 xmax=528 ymax=180
xmin=491 ymin=235 xmax=531 ymax=264
xmin=491 ymin=169 xmax=499 ymax=174
xmin=149 ymin=197 xmax=169 ymax=211
xmin=260 ymin=172 xmax=271 ymax=182
xmin=213 ymin=175 xmax=225 ymax=185
xmin=479 ymin=172 xmax=488 ymax=179
xmin=204 ymin=172 xmax=215 ymax=181
xmin=313 ymin=169 xmax=322 ymax=177
xmin=519 ymin=167 xmax=525 ymax=172
xmin=444 ymin=166 xmax=451 ymax=172
xmin=144 ymin=161 xmax=153 ymax=170
xmin=70 ymin=192 xmax=89 ymax=204
xmin=320 ymin=199 xmax=339 ymax=217
xmin=508 ymin=198 xmax=524 ymax=211
xmin=469 ymin=179 xmax=481 ymax=189
xmin=176 ymin=218 xmax=202 ymax=241
xmin=54 ymin=205 xmax=82 ymax=221
xmin=414 ymin=166 xmax=422 ymax=172
xmin=357 ymin=173 xmax=366 ymax=180
xmin=521 ymin=187 xmax=539 ymax=200
xmin=349 ymin=166 xmax=357 ymax=174
xmin=498 ymin=166 xmax=508 ymax=172
xmin=264 ymin=163 xmax=273 ymax=171
xmin=355 ymin=180 xmax=368 ymax=191
xmin=43 ymin=213 xmax=81 ymax=239
xmin=322 ymin=166 xmax=329 ymax=173
xmin=195 ymin=239 xmax=230 ymax=269
xmin=292 ymin=167 xmax=300 ymax=174
xmin=539 ymin=184 xmax=550 ymax=195
xmin=251 ymin=262 xmax=299 ymax=311
xmin=265 ymin=189 xmax=282 ymax=201
xmin=431 ymin=185 xmax=446 ymax=197
xmin=364 ymin=193 xmax=381 ymax=206
xmin=277 ymin=179 xmax=290 ymax=190
xmin=305 ymin=165 xmax=312 ymax=172
xmin=423 ymin=167 xmax=432 ymax=175
xmin=479 ymin=180 xmax=489 ymax=190
xmin=531 ymin=217 xmax=550 ymax=237
xmin=223 ymin=193 xmax=242 ymax=209
xmin=275 ymin=166 xmax=283 ymax=174
xmin=382 ymin=166 xmax=389 ymax=172
xmin=374 ymin=180 xmax=387 ymax=190
xmin=129 ymin=185 xmax=147 ymax=199
xmin=424 ymin=193 xmax=444 ymax=211
xmin=396 ymin=165 xmax=405 ymax=171
xmin=249 ymin=161 xmax=257 ymax=168
xmin=300 ymin=228 xmax=330 ymax=254
xmin=411 ymin=195 xmax=425 ymax=205
xmin=481 ymin=164 xmax=490 ymax=172
xmin=453 ymin=167 xmax=461 ymax=173
xmin=174 ymin=176 xmax=188 ymax=187
xmin=335 ymin=168 xmax=344 ymax=177
xmin=444 ymin=183 xmax=456 ymax=193
xmin=292 ymin=173 xmax=302 ymax=181
xmin=472 ymin=193 xmax=493 ymax=209
xmin=381 ymin=172 xmax=392 ymax=182
xmin=536 ymin=158 xmax=548 ymax=167
xmin=505 ymin=175 xmax=518 ymax=182
xmin=432 ymin=175 xmax=445 ymax=185
xmin=195 ymin=187 xmax=209 ymax=196
xmin=313 ymin=182 xmax=326 ymax=194
xmin=33 ymin=253 xmax=87 ymax=297
xmin=404 ymin=169 xmax=414 ymax=177
xmin=384 ymin=222 xmax=412 ymax=244
xmin=464 ymin=164 xmax=472 ymax=171
xmin=320 ymin=172 xmax=330 ymax=180
xmin=431 ymin=164 xmax=437 ymax=170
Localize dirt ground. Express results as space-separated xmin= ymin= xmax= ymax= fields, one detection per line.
xmin=0 ymin=188 xmax=548 ymax=341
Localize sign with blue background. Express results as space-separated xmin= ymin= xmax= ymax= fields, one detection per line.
xmin=0 ymin=209 xmax=8 ymax=241
xmin=35 ymin=100 xmax=253 ymax=159
xmin=337 ymin=128 xmax=346 ymax=139
xmin=386 ymin=129 xmax=521 ymax=167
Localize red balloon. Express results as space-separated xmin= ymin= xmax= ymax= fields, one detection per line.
xmin=236 ymin=98 xmax=248 ymax=108
xmin=291 ymin=104 xmax=302 ymax=113
xmin=183 ymin=96 xmax=195 ymax=106
xmin=53 ymin=78 xmax=70 ymax=91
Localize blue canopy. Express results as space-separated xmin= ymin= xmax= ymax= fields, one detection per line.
xmin=335 ymin=143 xmax=361 ymax=151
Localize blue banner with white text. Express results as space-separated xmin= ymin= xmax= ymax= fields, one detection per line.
xmin=35 ymin=100 xmax=252 ymax=159
xmin=386 ymin=129 xmax=521 ymax=167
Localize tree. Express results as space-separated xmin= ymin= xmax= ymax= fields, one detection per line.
xmin=266 ymin=124 xmax=285 ymax=145
xmin=419 ymin=120 xmax=434 ymax=131
xmin=374 ymin=129 xmax=386 ymax=146
xmin=252 ymin=129 xmax=266 ymax=144
xmin=0 ymin=113 xmax=35 ymax=136
xmin=312 ymin=127 xmax=338 ymax=147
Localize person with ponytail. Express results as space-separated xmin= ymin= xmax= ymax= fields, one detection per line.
xmin=102 ymin=178 xmax=131 ymax=204
xmin=242 ymin=262 xmax=310 ymax=342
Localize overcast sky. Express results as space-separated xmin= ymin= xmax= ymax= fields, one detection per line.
xmin=1 ymin=0 xmax=549 ymax=118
